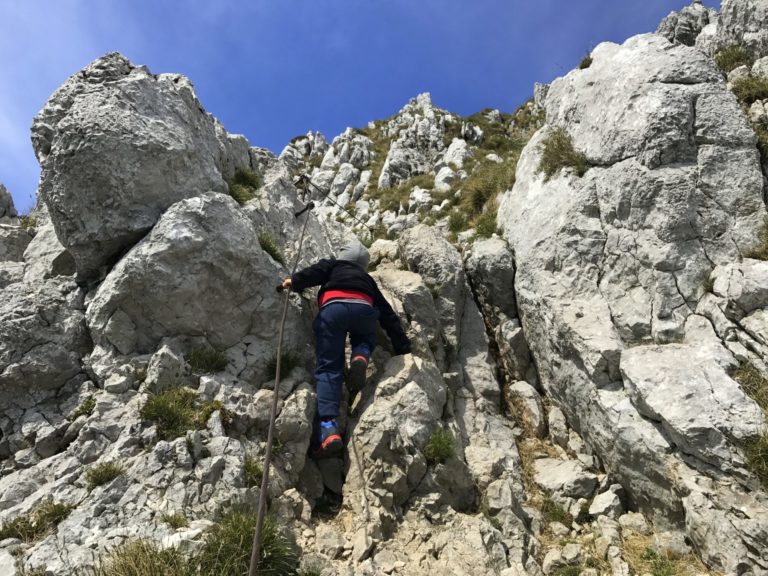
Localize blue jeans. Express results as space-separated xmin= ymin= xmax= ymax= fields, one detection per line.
xmin=313 ymin=302 xmax=379 ymax=418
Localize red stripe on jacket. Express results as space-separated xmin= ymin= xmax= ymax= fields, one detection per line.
xmin=319 ymin=289 xmax=374 ymax=306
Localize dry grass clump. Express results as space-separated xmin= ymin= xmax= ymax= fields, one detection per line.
xmin=161 ymin=512 xmax=190 ymax=530
xmin=731 ymin=75 xmax=768 ymax=105
xmin=85 ymin=462 xmax=125 ymax=491
xmin=715 ymin=45 xmax=752 ymax=73
xmin=733 ymin=361 xmax=768 ymax=411
xmin=0 ymin=501 xmax=73 ymax=543
xmin=622 ymin=534 xmax=708 ymax=576
xmin=87 ymin=540 xmax=190 ymax=576
xmin=539 ymin=128 xmax=590 ymax=181
xmin=87 ymin=511 xmax=299 ymax=576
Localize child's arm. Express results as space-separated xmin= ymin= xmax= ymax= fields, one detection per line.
xmin=289 ymin=259 xmax=335 ymax=292
xmin=373 ymin=286 xmax=412 ymax=355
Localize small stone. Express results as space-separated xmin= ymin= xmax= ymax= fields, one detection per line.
xmin=533 ymin=458 xmax=598 ymax=499
xmin=561 ymin=543 xmax=581 ymax=564
xmin=352 ymin=527 xmax=374 ymax=562
xmin=549 ymin=521 xmax=570 ymax=537
xmin=618 ymin=512 xmax=652 ymax=536
xmin=315 ymin=525 xmax=345 ymax=559
xmin=548 ymin=407 xmax=569 ymax=448
xmin=104 ymin=372 xmax=132 ymax=394
xmin=542 ymin=549 xmax=564 ymax=575
xmin=589 ymin=489 xmax=624 ymax=519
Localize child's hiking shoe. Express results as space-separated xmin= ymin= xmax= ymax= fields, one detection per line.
xmin=313 ymin=419 xmax=343 ymax=459
xmin=347 ymin=354 xmax=369 ymax=394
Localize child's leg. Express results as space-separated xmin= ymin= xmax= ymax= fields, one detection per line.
xmin=348 ymin=304 xmax=380 ymax=360
xmin=313 ymin=304 xmax=347 ymax=419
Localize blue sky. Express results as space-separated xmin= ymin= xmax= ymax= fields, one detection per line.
xmin=1 ymin=0 xmax=719 ymax=213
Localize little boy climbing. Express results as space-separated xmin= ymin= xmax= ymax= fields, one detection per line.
xmin=282 ymin=240 xmax=411 ymax=458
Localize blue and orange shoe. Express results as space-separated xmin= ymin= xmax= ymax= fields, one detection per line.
xmin=313 ymin=419 xmax=343 ymax=459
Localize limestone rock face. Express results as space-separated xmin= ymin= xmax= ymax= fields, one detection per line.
xmin=499 ymin=31 xmax=768 ymax=570
xmin=0 ymin=279 xmax=89 ymax=399
xmin=378 ymin=93 xmax=453 ymax=190
xmin=657 ymin=1 xmax=714 ymax=46
xmin=0 ymin=183 xmax=17 ymax=221
xmin=0 ymin=224 xmax=33 ymax=262
xmin=621 ymin=344 xmax=764 ymax=470
xmin=86 ymin=193 xmax=309 ymax=364
xmin=32 ymin=53 xmax=228 ymax=279
xmin=696 ymin=0 xmax=768 ymax=59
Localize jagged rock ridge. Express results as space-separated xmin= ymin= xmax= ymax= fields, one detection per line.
xmin=0 ymin=1 xmax=767 ymax=575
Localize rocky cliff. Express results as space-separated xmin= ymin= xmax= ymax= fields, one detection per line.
xmin=1 ymin=1 xmax=768 ymax=575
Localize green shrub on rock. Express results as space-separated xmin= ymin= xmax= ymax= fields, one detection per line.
xmin=424 ymin=428 xmax=455 ymax=465
xmin=258 ymin=231 xmax=286 ymax=266
xmin=197 ymin=511 xmax=299 ymax=576
xmin=715 ymin=45 xmax=752 ymax=73
xmin=227 ymin=168 xmax=263 ymax=205
xmin=189 ymin=347 xmax=229 ymax=374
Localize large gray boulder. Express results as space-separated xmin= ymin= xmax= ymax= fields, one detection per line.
xmin=32 ymin=53 xmax=229 ymax=279
xmin=0 ymin=183 xmax=17 ymax=221
xmin=499 ymin=32 xmax=768 ymax=570
xmin=86 ymin=193 xmax=309 ymax=367
xmin=0 ymin=279 xmax=89 ymax=401
xmin=621 ymin=344 xmax=764 ymax=471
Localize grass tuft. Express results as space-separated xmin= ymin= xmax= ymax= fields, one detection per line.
xmin=448 ymin=211 xmax=468 ymax=234
xmin=190 ymin=347 xmax=229 ymax=374
xmin=161 ymin=512 xmax=190 ymax=530
xmin=197 ymin=511 xmax=298 ymax=576
xmin=731 ymin=75 xmax=768 ymax=105
xmin=733 ymin=362 xmax=768 ymax=411
xmin=715 ymin=45 xmax=753 ymax=73
xmin=70 ymin=395 xmax=96 ymax=420
xmin=474 ymin=206 xmax=499 ymax=239
xmin=88 ymin=540 xmax=190 ymax=576
xmin=424 ymin=428 xmax=455 ymax=465
xmin=744 ymin=432 xmax=768 ymax=489
xmin=19 ymin=215 xmax=37 ymax=231
xmin=86 ymin=462 xmax=125 ymax=491
xmin=227 ymin=168 xmax=263 ymax=205
xmin=0 ymin=501 xmax=73 ymax=543
xmin=141 ymin=387 xmax=198 ymax=440
xmin=141 ymin=387 xmax=229 ymax=440
xmin=258 ymin=231 xmax=286 ymax=266
xmin=541 ymin=495 xmax=572 ymax=525
xmin=579 ymin=55 xmax=593 ymax=70
xmin=622 ymin=534 xmax=708 ymax=576
xmin=539 ymin=128 xmax=590 ymax=181
xmin=244 ymin=456 xmax=263 ymax=488
xmin=266 ymin=351 xmax=302 ymax=379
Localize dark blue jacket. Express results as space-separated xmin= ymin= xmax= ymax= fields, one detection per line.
xmin=291 ymin=259 xmax=412 ymax=355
